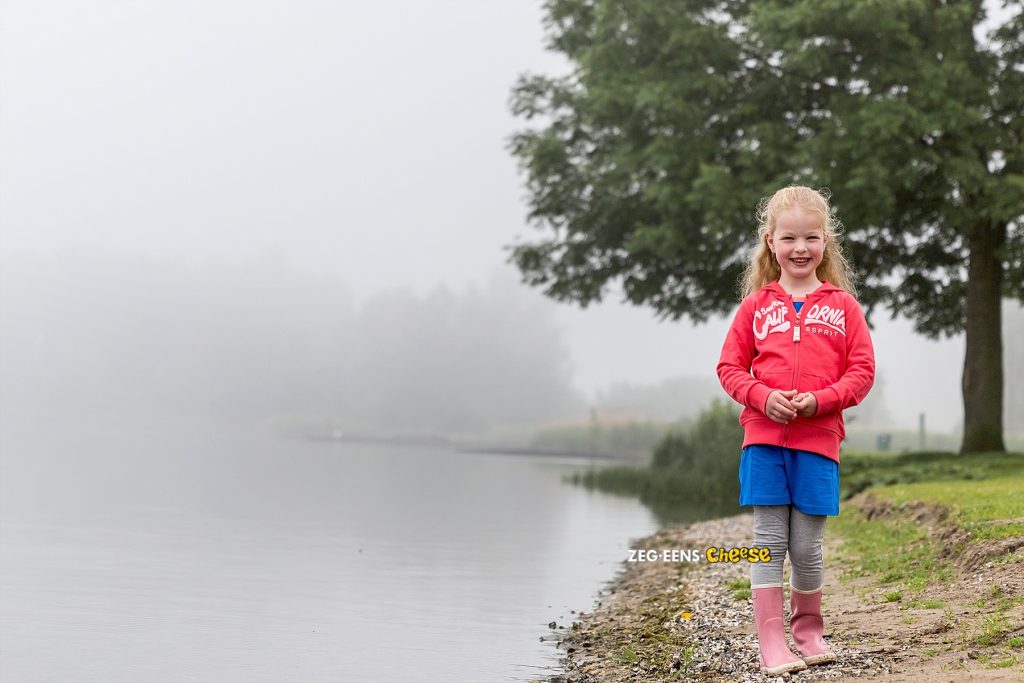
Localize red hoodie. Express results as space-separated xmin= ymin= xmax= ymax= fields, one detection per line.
xmin=717 ymin=281 xmax=875 ymax=462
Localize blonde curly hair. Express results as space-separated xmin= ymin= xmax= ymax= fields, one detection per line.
xmin=740 ymin=185 xmax=857 ymax=297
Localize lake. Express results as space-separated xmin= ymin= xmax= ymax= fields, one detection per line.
xmin=0 ymin=416 xmax=667 ymax=682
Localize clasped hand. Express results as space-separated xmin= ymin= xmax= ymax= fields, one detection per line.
xmin=765 ymin=389 xmax=817 ymax=424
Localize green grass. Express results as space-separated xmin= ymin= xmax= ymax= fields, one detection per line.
xmin=832 ymin=505 xmax=951 ymax=591
xmin=833 ymin=450 xmax=1023 ymax=592
xmin=726 ymin=577 xmax=751 ymax=601
xmin=973 ymin=615 xmax=1013 ymax=647
xmin=839 ymin=450 xmax=1024 ymax=501
xmin=731 ymin=588 xmax=751 ymax=601
xmin=582 ymin=586 xmax=698 ymax=679
xmin=995 ymin=552 xmax=1024 ymax=566
xmin=834 ymin=451 xmax=1023 ymax=591
xmin=908 ymin=598 xmax=945 ymax=609
xmin=986 ymin=657 xmax=1017 ymax=670
xmin=868 ymin=476 xmax=1024 ymax=540
xmin=832 ymin=450 xmax=1024 ymax=667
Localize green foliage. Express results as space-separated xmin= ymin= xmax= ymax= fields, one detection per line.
xmin=569 ymin=399 xmax=743 ymax=523
xmin=511 ymin=0 xmax=1024 ymax=327
xmin=570 ymin=465 xmax=739 ymax=525
xmin=655 ymin=403 xmax=745 ymax=473
xmin=511 ymin=0 xmax=1024 ymax=451
xmin=649 ymin=400 xmax=744 ymax=503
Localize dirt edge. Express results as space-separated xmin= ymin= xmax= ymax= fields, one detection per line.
xmin=535 ymin=498 xmax=1024 ymax=682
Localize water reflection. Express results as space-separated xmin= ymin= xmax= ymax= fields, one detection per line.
xmin=0 ymin=418 xmax=674 ymax=682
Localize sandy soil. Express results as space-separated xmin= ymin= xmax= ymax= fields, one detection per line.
xmin=538 ymin=497 xmax=1024 ymax=682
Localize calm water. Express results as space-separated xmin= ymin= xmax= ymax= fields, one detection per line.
xmin=0 ymin=417 xmax=662 ymax=682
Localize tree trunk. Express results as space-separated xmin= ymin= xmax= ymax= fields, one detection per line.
xmin=960 ymin=220 xmax=1006 ymax=453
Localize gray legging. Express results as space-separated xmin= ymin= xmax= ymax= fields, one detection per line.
xmin=750 ymin=505 xmax=826 ymax=591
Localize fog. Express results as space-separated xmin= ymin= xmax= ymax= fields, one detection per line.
xmin=1 ymin=0 xmax=1020 ymax=439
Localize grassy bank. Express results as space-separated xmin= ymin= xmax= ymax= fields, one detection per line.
xmin=831 ymin=450 xmax=1024 ymax=671
xmin=544 ymin=449 xmax=1024 ymax=681
xmin=838 ymin=449 xmax=1024 ymax=499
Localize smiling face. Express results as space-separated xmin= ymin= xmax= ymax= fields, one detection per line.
xmin=767 ymin=207 xmax=827 ymax=289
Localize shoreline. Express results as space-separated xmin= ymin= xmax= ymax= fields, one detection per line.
xmin=305 ymin=433 xmax=624 ymax=459
xmin=537 ymin=502 xmax=1022 ymax=682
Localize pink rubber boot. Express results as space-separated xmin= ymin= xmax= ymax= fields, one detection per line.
xmin=790 ymin=587 xmax=837 ymax=665
xmin=752 ymin=587 xmax=807 ymax=675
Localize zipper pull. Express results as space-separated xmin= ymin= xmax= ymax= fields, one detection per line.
xmin=794 ymin=325 xmax=801 ymax=342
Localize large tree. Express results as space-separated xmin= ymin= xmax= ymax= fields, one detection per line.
xmin=508 ymin=0 xmax=1023 ymax=453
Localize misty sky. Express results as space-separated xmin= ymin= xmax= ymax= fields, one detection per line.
xmin=3 ymin=0 xmax=1016 ymax=432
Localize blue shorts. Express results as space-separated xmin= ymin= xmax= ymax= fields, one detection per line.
xmin=739 ymin=444 xmax=840 ymax=516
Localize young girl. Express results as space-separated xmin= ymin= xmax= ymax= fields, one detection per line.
xmin=717 ymin=186 xmax=875 ymax=675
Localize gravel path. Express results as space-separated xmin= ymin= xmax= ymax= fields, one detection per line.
xmin=537 ymin=507 xmax=1024 ymax=682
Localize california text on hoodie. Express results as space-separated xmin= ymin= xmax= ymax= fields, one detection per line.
xmin=717 ymin=281 xmax=875 ymax=463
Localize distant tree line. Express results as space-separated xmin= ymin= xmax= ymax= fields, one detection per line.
xmin=0 ymin=251 xmax=584 ymax=433
xmin=2 ymin=251 xmax=1020 ymax=436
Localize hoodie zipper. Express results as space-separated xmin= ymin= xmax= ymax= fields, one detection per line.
xmin=784 ymin=293 xmax=803 ymax=448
